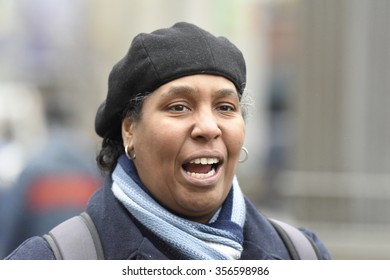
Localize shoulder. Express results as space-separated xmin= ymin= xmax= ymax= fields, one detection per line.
xmin=86 ymin=181 xmax=151 ymax=259
xmin=299 ymin=227 xmax=332 ymax=259
xmin=242 ymin=199 xmax=291 ymax=259
xmin=243 ymin=198 xmax=331 ymax=259
xmin=4 ymin=236 xmax=55 ymax=260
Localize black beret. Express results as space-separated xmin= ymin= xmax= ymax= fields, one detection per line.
xmin=95 ymin=22 xmax=246 ymax=139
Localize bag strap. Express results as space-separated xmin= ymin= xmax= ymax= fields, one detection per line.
xmin=269 ymin=218 xmax=322 ymax=260
xmin=43 ymin=212 xmax=104 ymax=260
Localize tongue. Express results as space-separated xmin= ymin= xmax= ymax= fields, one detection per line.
xmin=183 ymin=163 xmax=212 ymax=174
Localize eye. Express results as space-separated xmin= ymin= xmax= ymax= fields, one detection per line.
xmin=168 ymin=104 xmax=189 ymax=112
xmin=217 ymin=104 xmax=236 ymax=112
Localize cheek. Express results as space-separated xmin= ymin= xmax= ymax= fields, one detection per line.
xmin=133 ymin=127 xmax=177 ymax=194
xmin=224 ymin=123 xmax=245 ymax=158
xmin=134 ymin=120 xmax=183 ymax=166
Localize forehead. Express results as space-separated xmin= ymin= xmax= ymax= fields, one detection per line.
xmin=154 ymin=74 xmax=239 ymax=98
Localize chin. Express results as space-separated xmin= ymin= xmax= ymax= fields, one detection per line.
xmin=179 ymin=199 xmax=221 ymax=220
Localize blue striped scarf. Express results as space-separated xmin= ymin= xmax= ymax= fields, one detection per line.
xmin=111 ymin=155 xmax=246 ymax=260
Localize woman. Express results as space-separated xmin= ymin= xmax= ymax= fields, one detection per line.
xmin=6 ymin=22 xmax=330 ymax=260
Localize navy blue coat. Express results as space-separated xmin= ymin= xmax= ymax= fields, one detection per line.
xmin=5 ymin=177 xmax=331 ymax=260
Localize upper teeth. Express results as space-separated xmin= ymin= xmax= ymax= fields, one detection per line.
xmin=189 ymin=158 xmax=219 ymax=164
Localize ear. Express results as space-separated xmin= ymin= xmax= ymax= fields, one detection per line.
xmin=121 ymin=118 xmax=136 ymax=149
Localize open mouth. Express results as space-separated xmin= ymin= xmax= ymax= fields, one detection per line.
xmin=182 ymin=157 xmax=222 ymax=179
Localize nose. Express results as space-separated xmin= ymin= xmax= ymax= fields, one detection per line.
xmin=191 ymin=109 xmax=222 ymax=141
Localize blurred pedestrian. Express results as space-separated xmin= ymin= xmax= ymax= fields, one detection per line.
xmin=0 ymin=101 xmax=101 ymax=258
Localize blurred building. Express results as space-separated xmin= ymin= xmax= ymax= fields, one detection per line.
xmin=270 ymin=0 xmax=390 ymax=259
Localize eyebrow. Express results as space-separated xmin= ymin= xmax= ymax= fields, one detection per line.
xmin=214 ymin=88 xmax=238 ymax=98
xmin=163 ymin=85 xmax=196 ymax=97
xmin=162 ymin=85 xmax=238 ymax=98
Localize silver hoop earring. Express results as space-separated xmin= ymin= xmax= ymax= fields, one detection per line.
xmin=125 ymin=145 xmax=136 ymax=160
xmin=238 ymin=147 xmax=248 ymax=163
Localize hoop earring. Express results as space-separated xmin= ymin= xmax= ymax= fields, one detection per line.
xmin=125 ymin=145 xmax=136 ymax=160
xmin=238 ymin=147 xmax=248 ymax=163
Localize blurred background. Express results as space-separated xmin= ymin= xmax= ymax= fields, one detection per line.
xmin=0 ymin=0 xmax=389 ymax=259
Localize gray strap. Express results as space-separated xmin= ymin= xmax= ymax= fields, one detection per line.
xmin=269 ymin=219 xmax=319 ymax=260
xmin=43 ymin=212 xmax=104 ymax=260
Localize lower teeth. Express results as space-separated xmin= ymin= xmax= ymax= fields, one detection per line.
xmin=186 ymin=168 xmax=216 ymax=179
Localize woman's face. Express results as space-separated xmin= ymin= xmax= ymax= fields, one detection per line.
xmin=122 ymin=74 xmax=245 ymax=223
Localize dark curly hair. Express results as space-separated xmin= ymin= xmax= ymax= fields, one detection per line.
xmin=96 ymin=93 xmax=148 ymax=176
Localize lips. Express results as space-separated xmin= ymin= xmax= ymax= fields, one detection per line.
xmin=182 ymin=157 xmax=222 ymax=179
